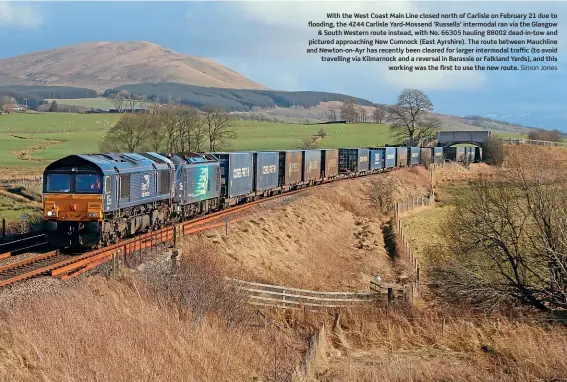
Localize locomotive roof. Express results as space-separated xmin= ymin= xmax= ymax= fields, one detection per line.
xmin=168 ymin=152 xmax=219 ymax=166
xmin=44 ymin=152 xmax=174 ymax=175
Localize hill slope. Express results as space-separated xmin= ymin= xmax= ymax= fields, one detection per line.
xmin=0 ymin=41 xmax=267 ymax=92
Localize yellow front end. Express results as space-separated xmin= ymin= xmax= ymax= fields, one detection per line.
xmin=43 ymin=194 xmax=104 ymax=221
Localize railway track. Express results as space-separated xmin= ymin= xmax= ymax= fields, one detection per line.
xmin=0 ymin=251 xmax=72 ymax=288
xmin=0 ymin=200 xmax=266 ymax=288
xmin=0 ymin=234 xmax=48 ymax=259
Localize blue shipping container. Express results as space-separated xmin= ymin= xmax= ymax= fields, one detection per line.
xmin=369 ymin=149 xmax=384 ymax=170
xmin=433 ymin=147 xmax=444 ymax=164
xmin=253 ymin=152 xmax=279 ymax=192
xmin=384 ymin=147 xmax=396 ymax=168
xmin=339 ymin=148 xmax=370 ymax=173
xmin=212 ymin=152 xmax=254 ymax=198
xmin=408 ymin=147 xmax=420 ymax=166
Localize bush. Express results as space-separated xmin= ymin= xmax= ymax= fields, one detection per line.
xmin=482 ymin=136 xmax=504 ymax=166
xmin=527 ymin=128 xmax=563 ymax=142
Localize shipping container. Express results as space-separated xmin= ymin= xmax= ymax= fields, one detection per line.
xmin=211 ymin=152 xmax=253 ymax=198
xmin=396 ymin=147 xmax=408 ymax=167
xmin=444 ymin=147 xmax=466 ymax=162
xmin=368 ymin=149 xmax=384 ymax=171
xmin=433 ymin=147 xmax=444 ymax=164
xmin=474 ymin=146 xmax=483 ymax=162
xmin=464 ymin=147 xmax=475 ymax=163
xmin=321 ymin=149 xmax=339 ymax=179
xmin=408 ymin=147 xmax=420 ymax=166
xmin=384 ymin=147 xmax=396 ymax=168
xmin=301 ymin=150 xmax=322 ymax=182
xmin=338 ymin=148 xmax=370 ymax=173
xmin=278 ymin=150 xmax=303 ymax=187
xmin=420 ymin=147 xmax=433 ymax=164
xmin=252 ymin=151 xmax=279 ymax=192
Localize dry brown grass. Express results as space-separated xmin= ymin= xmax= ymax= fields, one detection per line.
xmin=312 ymin=307 xmax=567 ymax=382
xmin=181 ymin=169 xmax=432 ymax=292
xmin=0 ymin=256 xmax=307 ymax=381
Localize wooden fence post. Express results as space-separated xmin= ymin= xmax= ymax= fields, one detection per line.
xmin=388 ymin=288 xmax=394 ymax=306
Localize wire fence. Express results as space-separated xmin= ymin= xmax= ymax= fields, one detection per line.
xmin=392 ymin=193 xmax=436 ymax=299
xmin=499 ymin=137 xmax=567 ymax=147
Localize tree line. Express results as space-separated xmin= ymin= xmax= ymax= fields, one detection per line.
xmin=103 ymin=82 xmax=374 ymax=112
xmin=0 ymin=85 xmax=97 ymax=100
xmin=0 ymin=86 xmax=98 ymax=111
xmin=99 ymin=105 xmax=235 ymax=153
xmin=527 ymin=128 xmax=564 ymax=142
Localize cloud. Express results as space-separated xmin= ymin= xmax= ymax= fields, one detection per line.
xmin=230 ymin=1 xmax=487 ymax=92
xmin=0 ymin=2 xmax=42 ymax=29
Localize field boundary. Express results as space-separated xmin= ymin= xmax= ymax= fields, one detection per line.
xmin=226 ymin=277 xmax=412 ymax=309
xmin=499 ymin=137 xmax=567 ymax=147
xmin=393 ymin=192 xmax=436 ymax=298
xmin=292 ymin=323 xmax=326 ymax=382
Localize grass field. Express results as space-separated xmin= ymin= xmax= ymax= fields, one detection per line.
xmin=45 ymin=98 xmax=114 ymax=109
xmin=0 ymin=193 xmax=41 ymax=222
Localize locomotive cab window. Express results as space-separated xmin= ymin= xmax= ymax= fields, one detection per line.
xmin=76 ymin=174 xmax=102 ymax=193
xmin=104 ymin=176 xmax=111 ymax=194
xmin=120 ymin=174 xmax=131 ymax=199
xmin=47 ymin=174 xmax=71 ymax=192
xmin=160 ymin=170 xmax=170 ymax=194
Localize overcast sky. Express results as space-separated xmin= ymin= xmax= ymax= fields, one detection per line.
xmin=1 ymin=1 xmax=566 ymax=130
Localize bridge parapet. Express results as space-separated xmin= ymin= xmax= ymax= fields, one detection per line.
xmin=437 ymin=130 xmax=492 ymax=147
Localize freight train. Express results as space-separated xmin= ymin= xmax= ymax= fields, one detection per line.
xmin=41 ymin=145 xmax=482 ymax=250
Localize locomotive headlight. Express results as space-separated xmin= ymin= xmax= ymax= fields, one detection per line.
xmin=47 ymin=211 xmax=56 ymax=217
xmin=88 ymin=212 xmax=98 ymax=217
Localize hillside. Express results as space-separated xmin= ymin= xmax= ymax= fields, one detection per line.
xmin=103 ymin=83 xmax=375 ymax=111
xmin=0 ymin=41 xmax=267 ymax=92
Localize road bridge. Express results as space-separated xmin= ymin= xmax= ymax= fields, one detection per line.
xmin=436 ymin=130 xmax=492 ymax=147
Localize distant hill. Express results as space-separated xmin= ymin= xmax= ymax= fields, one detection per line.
xmin=0 ymin=41 xmax=267 ymax=92
xmin=103 ymin=83 xmax=375 ymax=111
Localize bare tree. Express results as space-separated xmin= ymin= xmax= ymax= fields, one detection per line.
xmin=388 ymin=89 xmax=442 ymax=146
xmin=203 ymin=106 xmax=236 ymax=151
xmin=373 ymin=107 xmax=386 ymax=124
xmin=142 ymin=112 xmax=165 ymax=152
xmin=433 ymin=146 xmax=567 ymax=312
xmin=340 ymin=98 xmax=358 ymax=123
xmin=0 ymin=95 xmax=16 ymax=108
xmin=365 ymin=176 xmax=394 ymax=215
xmin=327 ymin=106 xmax=338 ymax=122
xmin=99 ymin=114 xmax=147 ymax=152
xmin=108 ymin=92 xmax=126 ymax=112
xmin=357 ymin=105 xmax=367 ymax=123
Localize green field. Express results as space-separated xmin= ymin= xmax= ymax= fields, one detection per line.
xmin=46 ymin=98 xmax=114 ymax=109
xmin=0 ymin=194 xmax=41 ymax=222
xmin=0 ymin=113 xmax=394 ymax=175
